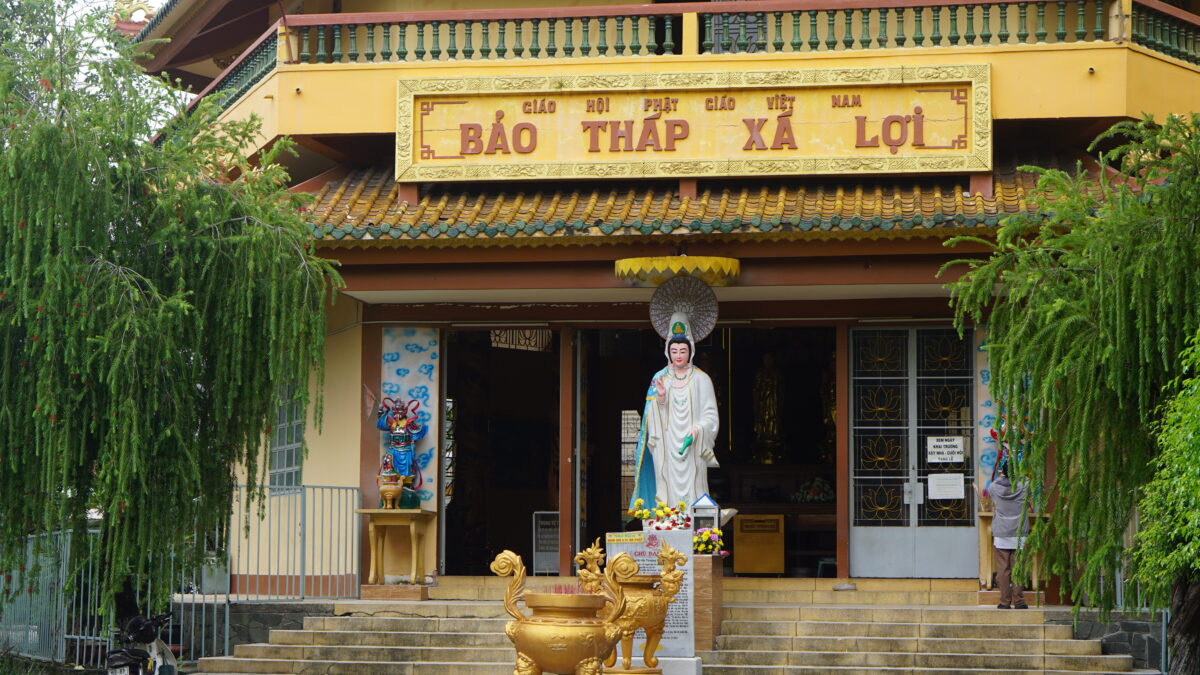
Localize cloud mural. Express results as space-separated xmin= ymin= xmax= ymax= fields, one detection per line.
xmin=382 ymin=328 xmax=440 ymax=511
xmin=974 ymin=329 xmax=998 ymax=490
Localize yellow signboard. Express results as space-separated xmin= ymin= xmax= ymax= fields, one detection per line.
xmin=396 ymin=66 xmax=990 ymax=182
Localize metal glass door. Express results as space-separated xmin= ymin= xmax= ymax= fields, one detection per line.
xmin=849 ymin=328 xmax=978 ymax=578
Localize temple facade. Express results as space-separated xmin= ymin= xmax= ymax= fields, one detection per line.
xmin=137 ymin=0 xmax=1200 ymax=586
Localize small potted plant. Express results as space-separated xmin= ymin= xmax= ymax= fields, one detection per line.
xmin=692 ymin=527 xmax=728 ymax=556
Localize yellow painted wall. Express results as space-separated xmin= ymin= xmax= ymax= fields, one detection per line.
xmin=224 ymin=294 xmax=366 ymax=581
xmin=304 ymin=294 xmax=362 ymax=489
xmin=1126 ymin=47 xmax=1200 ymax=119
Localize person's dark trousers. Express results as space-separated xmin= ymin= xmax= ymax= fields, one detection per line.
xmin=994 ymin=547 xmax=1027 ymax=607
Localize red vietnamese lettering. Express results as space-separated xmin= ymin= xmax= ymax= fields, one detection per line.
xmin=581 ymin=121 xmax=607 ymax=152
xmin=635 ymin=113 xmax=663 ymax=151
xmin=460 ymin=123 xmax=483 ymax=155
xmin=610 ymin=120 xmax=635 ymax=152
xmin=770 ymin=112 xmax=797 ymax=150
xmin=881 ymin=114 xmax=908 ymax=154
xmin=855 ymin=116 xmax=880 ymax=148
xmin=665 ymin=120 xmax=689 ymax=150
xmin=743 ymin=118 xmax=767 ymax=150
xmin=512 ymin=122 xmax=537 ymax=153
xmin=911 ymin=106 xmax=925 ymax=146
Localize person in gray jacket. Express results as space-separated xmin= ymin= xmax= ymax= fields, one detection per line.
xmin=988 ymin=461 xmax=1029 ymax=609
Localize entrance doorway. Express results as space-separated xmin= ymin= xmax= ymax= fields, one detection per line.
xmin=848 ymin=327 xmax=978 ymax=578
xmin=579 ymin=327 xmax=838 ymax=577
xmin=442 ymin=329 xmax=560 ymax=575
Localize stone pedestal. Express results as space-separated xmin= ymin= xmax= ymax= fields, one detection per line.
xmin=693 ymin=554 xmax=724 ymax=652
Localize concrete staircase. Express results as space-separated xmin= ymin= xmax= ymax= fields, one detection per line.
xmin=193 ymin=577 xmax=1158 ymax=675
xmin=197 ymin=600 xmax=515 ymax=674
xmin=705 ymin=578 xmax=1154 ymax=675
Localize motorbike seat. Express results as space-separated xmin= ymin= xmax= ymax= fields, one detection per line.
xmin=106 ymin=648 xmax=151 ymax=666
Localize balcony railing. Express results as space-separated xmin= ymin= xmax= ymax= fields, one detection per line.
xmin=186 ymin=28 xmax=277 ymax=113
xmin=282 ymin=0 xmax=1113 ymax=64
xmin=1131 ymin=0 xmax=1200 ymax=65
xmin=193 ymin=0 xmax=1200 ymax=116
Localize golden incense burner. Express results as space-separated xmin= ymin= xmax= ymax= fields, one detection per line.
xmin=490 ymin=549 xmax=630 ymax=675
xmin=575 ymin=539 xmax=687 ymax=674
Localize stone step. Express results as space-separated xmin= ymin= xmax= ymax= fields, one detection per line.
xmin=427 ymin=575 xmax=982 ymax=600
xmin=428 ymin=586 xmax=502 ymax=601
xmin=979 ymin=589 xmax=1048 ymax=605
xmin=717 ymin=635 xmax=1100 ymax=656
xmin=429 ymin=575 xmax=579 ymax=601
xmin=196 ymin=657 xmax=513 ymax=674
xmin=721 ymin=589 xmax=980 ymax=605
xmin=329 ymin=600 xmax=509 ymax=619
xmin=270 ymin=628 xmax=510 ymax=648
xmin=721 ymin=578 xmax=979 ymax=592
xmin=723 ymin=604 xmax=1051 ymax=624
xmin=304 ymin=615 xmax=509 ymax=633
xmin=699 ymin=649 xmax=1135 ymax=671
xmin=700 ymin=662 xmax=1156 ymax=667
xmin=721 ymin=619 xmax=1075 ymax=640
xmin=233 ymin=643 xmax=513 ymax=663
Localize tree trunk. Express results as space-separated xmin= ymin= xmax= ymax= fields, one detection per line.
xmin=1168 ymin=578 xmax=1200 ymax=675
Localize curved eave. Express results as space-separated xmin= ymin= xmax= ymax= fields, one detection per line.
xmin=311 ymin=223 xmax=1010 ymax=251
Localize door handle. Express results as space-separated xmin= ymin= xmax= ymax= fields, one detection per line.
xmin=902 ymin=482 xmax=925 ymax=505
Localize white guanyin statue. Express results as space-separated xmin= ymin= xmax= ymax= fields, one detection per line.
xmin=629 ymin=276 xmax=731 ymax=520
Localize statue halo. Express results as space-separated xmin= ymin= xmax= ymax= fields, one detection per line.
xmin=650 ymin=276 xmax=718 ymax=342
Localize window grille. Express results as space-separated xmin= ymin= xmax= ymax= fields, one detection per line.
xmin=620 ymin=409 xmax=641 ymax=509
xmin=269 ymin=393 xmax=303 ymax=489
xmin=490 ymin=329 xmax=552 ymax=352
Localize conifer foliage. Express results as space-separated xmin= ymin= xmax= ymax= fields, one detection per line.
xmin=0 ymin=1 xmax=339 ymax=612
xmin=946 ymin=115 xmax=1200 ymax=673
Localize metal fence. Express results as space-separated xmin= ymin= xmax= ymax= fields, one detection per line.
xmin=0 ymin=484 xmax=361 ymax=668
xmin=227 ymin=485 xmax=361 ymax=601
xmin=0 ymin=532 xmax=78 ymax=664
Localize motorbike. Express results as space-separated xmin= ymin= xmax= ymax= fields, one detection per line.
xmin=105 ymin=614 xmax=177 ymax=675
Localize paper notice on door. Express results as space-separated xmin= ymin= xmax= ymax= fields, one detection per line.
xmin=927 ymin=473 xmax=966 ymax=500
xmin=926 ymin=436 xmax=965 ymax=463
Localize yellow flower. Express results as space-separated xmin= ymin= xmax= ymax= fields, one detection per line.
xmin=634 ymin=498 xmax=644 ymax=507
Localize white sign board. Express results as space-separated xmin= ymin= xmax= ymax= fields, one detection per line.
xmin=532 ymin=511 xmax=559 ymax=575
xmin=606 ymin=529 xmax=694 ymax=658
xmin=928 ymin=473 xmax=966 ymax=500
xmin=926 ymin=436 xmax=966 ymax=463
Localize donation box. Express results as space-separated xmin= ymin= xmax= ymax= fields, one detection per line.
xmin=733 ymin=514 xmax=785 ymax=574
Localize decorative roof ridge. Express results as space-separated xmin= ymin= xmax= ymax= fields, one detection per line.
xmin=302 ymin=154 xmax=1094 ymax=248
xmin=133 ymin=0 xmax=187 ymax=42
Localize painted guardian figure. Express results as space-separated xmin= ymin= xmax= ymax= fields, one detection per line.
xmin=630 ymin=310 xmax=720 ymax=510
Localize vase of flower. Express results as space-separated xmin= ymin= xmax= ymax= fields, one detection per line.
xmin=692 ymin=527 xmax=727 ymax=556
xmin=629 ymin=498 xmax=692 ymax=531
